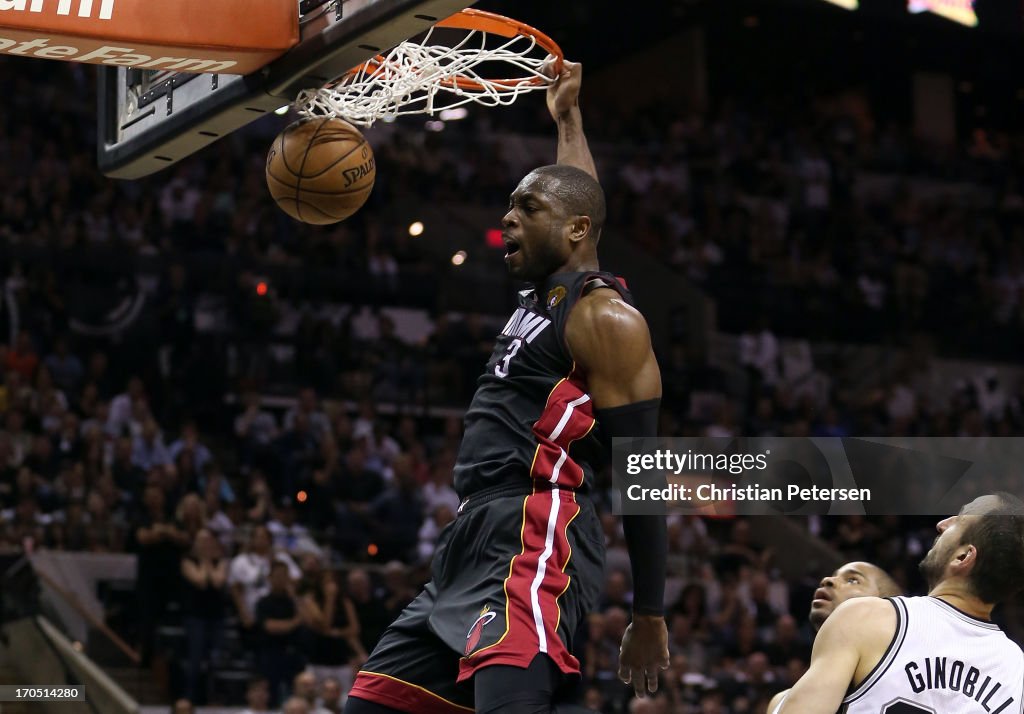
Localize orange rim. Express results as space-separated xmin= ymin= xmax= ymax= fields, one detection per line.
xmin=343 ymin=8 xmax=563 ymax=94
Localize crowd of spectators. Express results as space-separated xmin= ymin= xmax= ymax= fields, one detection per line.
xmin=3 ymin=37 xmax=1024 ymax=714
xmin=5 ymin=52 xmax=1024 ymax=362
xmin=602 ymin=107 xmax=1024 ymax=361
xmin=0 ymin=324 xmax=454 ymax=704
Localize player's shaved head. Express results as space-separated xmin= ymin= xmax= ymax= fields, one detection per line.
xmin=528 ymin=165 xmax=606 ymax=241
xmin=809 ymin=561 xmax=902 ymax=630
xmin=863 ymin=562 xmax=902 ymax=598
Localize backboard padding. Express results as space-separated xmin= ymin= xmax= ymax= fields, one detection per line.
xmin=97 ymin=0 xmax=473 ymax=179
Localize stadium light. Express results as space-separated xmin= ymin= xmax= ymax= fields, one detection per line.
xmin=451 ymin=250 xmax=467 ymax=266
xmin=907 ymin=0 xmax=978 ymax=27
xmin=819 ymin=0 xmax=858 ymax=9
xmin=409 ymin=221 xmax=425 ymax=237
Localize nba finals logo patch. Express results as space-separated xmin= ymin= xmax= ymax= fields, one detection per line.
xmin=464 ymin=605 xmax=497 ymax=655
xmin=547 ymin=286 xmax=566 ymax=309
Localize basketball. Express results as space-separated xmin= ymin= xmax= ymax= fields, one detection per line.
xmin=265 ymin=116 xmax=376 ymax=225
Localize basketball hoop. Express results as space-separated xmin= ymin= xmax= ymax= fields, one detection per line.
xmin=294 ymin=8 xmax=563 ymax=126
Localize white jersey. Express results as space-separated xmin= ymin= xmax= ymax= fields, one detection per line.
xmin=842 ymin=596 xmax=1024 ymax=714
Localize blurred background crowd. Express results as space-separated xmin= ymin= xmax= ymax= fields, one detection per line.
xmin=3 ymin=1 xmax=1024 ymax=713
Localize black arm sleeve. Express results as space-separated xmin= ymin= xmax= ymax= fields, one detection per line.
xmin=595 ymin=398 xmax=667 ymax=617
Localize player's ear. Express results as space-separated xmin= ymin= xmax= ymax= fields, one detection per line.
xmin=569 ymin=215 xmax=591 ymax=244
xmin=952 ymin=544 xmax=978 ymax=575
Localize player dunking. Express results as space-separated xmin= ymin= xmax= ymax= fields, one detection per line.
xmin=779 ymin=493 xmax=1024 ymax=714
xmin=767 ymin=561 xmax=902 ymax=714
xmin=344 ymin=61 xmax=669 ymax=714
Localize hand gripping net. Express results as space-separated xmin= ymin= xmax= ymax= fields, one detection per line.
xmin=294 ymin=8 xmax=564 ymax=127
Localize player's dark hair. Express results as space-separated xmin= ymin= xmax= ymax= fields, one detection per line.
xmin=530 ymin=165 xmax=606 ymax=242
xmin=960 ymin=492 xmax=1024 ymax=604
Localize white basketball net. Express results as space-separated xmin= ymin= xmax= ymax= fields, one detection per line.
xmin=294 ymin=22 xmax=556 ymax=127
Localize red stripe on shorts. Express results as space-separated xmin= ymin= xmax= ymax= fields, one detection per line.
xmin=349 ymin=671 xmax=472 ymax=714
xmin=458 ymin=487 xmax=581 ymax=681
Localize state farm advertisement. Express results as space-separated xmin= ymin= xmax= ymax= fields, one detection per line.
xmin=0 ymin=0 xmax=298 ymax=74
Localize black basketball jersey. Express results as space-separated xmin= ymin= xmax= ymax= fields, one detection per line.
xmin=452 ymin=270 xmax=635 ymax=500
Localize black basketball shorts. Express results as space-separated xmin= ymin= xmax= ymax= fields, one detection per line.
xmin=348 ymin=481 xmax=606 ymax=713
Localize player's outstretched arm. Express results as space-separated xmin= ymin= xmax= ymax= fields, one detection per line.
xmin=566 ymin=288 xmax=667 ymax=698
xmin=546 ymin=59 xmax=598 ymax=182
xmin=779 ymin=597 xmax=895 ymax=714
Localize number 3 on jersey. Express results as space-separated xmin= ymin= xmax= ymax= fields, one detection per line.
xmin=495 ymin=338 xmax=523 ymax=378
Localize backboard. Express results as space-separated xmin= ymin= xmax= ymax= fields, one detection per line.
xmin=96 ymin=0 xmax=473 ymax=179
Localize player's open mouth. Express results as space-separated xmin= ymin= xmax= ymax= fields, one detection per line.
xmin=503 ymin=235 xmax=521 ymax=259
xmin=812 ymin=588 xmax=832 ymax=603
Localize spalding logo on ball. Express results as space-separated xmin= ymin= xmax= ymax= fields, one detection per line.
xmin=266 ymin=117 xmax=376 ymax=225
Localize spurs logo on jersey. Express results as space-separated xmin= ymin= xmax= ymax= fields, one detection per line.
xmin=841 ymin=596 xmax=1024 ymax=714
